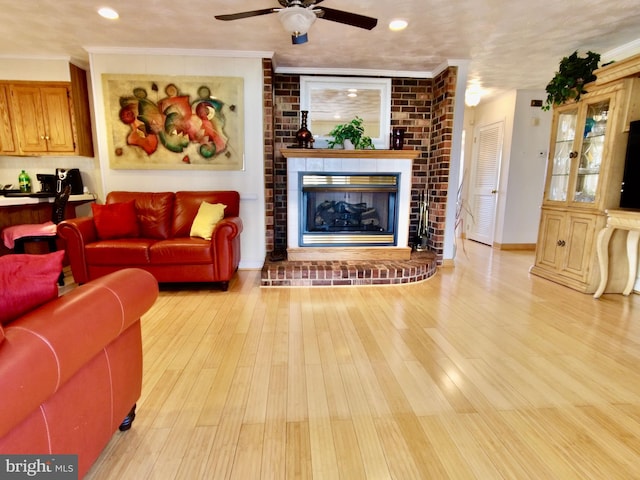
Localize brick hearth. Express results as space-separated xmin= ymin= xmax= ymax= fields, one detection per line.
xmin=261 ymin=250 xmax=437 ymax=287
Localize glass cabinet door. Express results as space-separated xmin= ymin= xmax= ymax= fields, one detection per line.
xmin=548 ymin=108 xmax=578 ymax=201
xmin=573 ymin=100 xmax=609 ymax=204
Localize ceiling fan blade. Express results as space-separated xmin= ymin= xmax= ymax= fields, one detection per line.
xmin=315 ymin=7 xmax=377 ymax=30
xmin=215 ymin=8 xmax=278 ymax=21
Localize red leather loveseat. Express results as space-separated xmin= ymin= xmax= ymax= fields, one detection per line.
xmin=0 ymin=268 xmax=158 ymax=478
xmin=58 ymin=191 xmax=243 ymax=291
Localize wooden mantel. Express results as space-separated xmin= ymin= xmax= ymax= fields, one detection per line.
xmin=281 ymin=148 xmax=419 ymax=160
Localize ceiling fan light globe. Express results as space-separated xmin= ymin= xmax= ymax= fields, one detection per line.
xmin=279 ymin=6 xmax=316 ymax=37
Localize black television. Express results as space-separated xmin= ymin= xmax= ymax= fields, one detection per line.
xmin=620 ymin=119 xmax=640 ymax=209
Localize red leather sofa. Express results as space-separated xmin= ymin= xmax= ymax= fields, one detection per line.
xmin=0 ymin=268 xmax=158 ymax=478
xmin=58 ymin=191 xmax=243 ymax=291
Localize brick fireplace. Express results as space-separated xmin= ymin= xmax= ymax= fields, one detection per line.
xmin=262 ymin=59 xmax=459 ymax=266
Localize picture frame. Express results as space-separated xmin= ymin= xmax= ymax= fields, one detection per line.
xmin=102 ymin=74 xmax=244 ymax=170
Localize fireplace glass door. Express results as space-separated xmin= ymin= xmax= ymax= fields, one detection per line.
xmin=300 ymin=173 xmax=398 ymax=246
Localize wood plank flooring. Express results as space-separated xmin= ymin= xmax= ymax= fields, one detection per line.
xmin=85 ymin=241 xmax=640 ymax=479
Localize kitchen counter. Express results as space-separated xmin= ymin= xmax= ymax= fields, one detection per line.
xmin=0 ymin=193 xmax=96 ymax=255
xmin=0 ymin=193 xmax=95 ymax=207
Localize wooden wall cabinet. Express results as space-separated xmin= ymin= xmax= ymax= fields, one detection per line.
xmin=531 ymin=59 xmax=640 ymax=293
xmin=0 ymin=84 xmax=18 ymax=154
xmin=0 ymin=64 xmax=93 ymax=157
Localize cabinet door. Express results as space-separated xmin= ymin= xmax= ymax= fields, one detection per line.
xmin=546 ymin=106 xmax=578 ymax=203
xmin=0 ymin=84 xmax=18 ymax=154
xmin=40 ymin=86 xmax=75 ymax=153
xmin=570 ymin=97 xmax=611 ymax=206
xmin=10 ymin=85 xmax=48 ymax=153
xmin=535 ymin=209 xmax=564 ymax=269
xmin=561 ymin=213 xmax=596 ymax=280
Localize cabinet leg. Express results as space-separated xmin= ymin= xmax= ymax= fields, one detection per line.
xmin=623 ymin=230 xmax=640 ymax=296
xmin=594 ymin=226 xmax=614 ymax=299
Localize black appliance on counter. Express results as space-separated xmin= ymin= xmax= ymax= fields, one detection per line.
xmin=37 ymin=174 xmax=56 ymax=193
xmin=56 ymin=168 xmax=83 ymax=195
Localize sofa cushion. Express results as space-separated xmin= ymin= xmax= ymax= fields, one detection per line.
xmin=85 ymin=239 xmax=154 ymax=265
xmin=92 ymin=201 xmax=139 ymax=240
xmin=149 ymin=238 xmax=214 ymax=264
xmin=190 ymin=202 xmax=226 ymax=240
xmin=172 ymin=191 xmax=240 ymax=237
xmin=107 ymin=192 xmax=174 ymax=240
xmin=0 ymin=250 xmax=65 ymax=325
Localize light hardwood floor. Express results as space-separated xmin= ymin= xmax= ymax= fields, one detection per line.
xmin=85 ymin=241 xmax=640 ymax=479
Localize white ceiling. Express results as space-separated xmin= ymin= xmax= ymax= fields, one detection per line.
xmin=1 ymin=0 xmax=640 ymax=101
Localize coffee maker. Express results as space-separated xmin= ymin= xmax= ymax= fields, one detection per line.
xmin=36 ymin=174 xmax=56 ymax=193
xmin=56 ymin=168 xmax=83 ymax=195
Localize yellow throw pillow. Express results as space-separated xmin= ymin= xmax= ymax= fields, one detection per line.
xmin=190 ymin=202 xmax=226 ymax=240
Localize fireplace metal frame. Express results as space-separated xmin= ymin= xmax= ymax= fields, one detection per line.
xmin=299 ymin=172 xmax=399 ymax=247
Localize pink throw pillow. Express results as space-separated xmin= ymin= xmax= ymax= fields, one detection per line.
xmin=0 ymin=250 xmax=65 ymax=325
xmin=92 ymin=201 xmax=140 ymax=240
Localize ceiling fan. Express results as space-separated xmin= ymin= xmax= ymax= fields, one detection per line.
xmin=215 ymin=0 xmax=378 ymax=45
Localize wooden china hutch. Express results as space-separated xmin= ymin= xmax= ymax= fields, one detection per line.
xmin=531 ymin=54 xmax=640 ymax=293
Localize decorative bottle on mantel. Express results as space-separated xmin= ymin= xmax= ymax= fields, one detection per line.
xmin=296 ymin=110 xmax=314 ymax=149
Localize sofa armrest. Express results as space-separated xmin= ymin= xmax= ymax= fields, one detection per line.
xmin=214 ymin=216 xmax=243 ymax=239
xmin=211 ymin=216 xmax=243 ymax=278
xmin=58 ymin=217 xmax=97 ymax=284
xmin=0 ymin=269 xmax=158 ymax=439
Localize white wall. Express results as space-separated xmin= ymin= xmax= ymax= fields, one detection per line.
xmin=463 ymin=89 xmax=551 ymax=247
xmin=0 ymin=54 xmax=267 ymax=269
xmin=502 ymin=90 xmax=552 ymax=244
xmin=88 ymin=52 xmax=266 ymax=269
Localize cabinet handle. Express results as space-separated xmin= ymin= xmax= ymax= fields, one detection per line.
xmin=557 ymin=239 xmax=566 ymax=247
xmin=568 ymin=151 xmax=578 ymax=159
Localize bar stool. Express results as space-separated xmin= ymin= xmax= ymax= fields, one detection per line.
xmin=1 ymin=185 xmax=71 ymax=285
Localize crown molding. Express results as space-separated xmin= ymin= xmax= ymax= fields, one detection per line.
xmin=274 ymin=65 xmax=434 ymax=78
xmin=602 ymin=38 xmax=640 ymax=63
xmin=84 ymin=46 xmax=274 ymax=59
xmin=0 ymin=54 xmax=71 ymax=61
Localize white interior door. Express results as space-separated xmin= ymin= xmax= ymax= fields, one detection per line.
xmin=468 ymin=121 xmax=503 ymax=245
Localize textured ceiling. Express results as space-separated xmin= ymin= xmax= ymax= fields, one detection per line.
xmin=1 ymin=1 xmax=639 ymax=101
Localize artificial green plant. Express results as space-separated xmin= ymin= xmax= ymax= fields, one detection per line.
xmin=542 ymin=51 xmax=601 ymax=111
xmin=326 ymin=116 xmax=375 ymax=149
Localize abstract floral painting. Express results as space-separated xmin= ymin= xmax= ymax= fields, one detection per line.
xmin=102 ymin=74 xmax=244 ymax=170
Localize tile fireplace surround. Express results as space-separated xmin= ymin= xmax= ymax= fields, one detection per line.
xmin=284 ymin=149 xmax=417 ymax=260
xmin=260 ymin=149 xmax=438 ymax=287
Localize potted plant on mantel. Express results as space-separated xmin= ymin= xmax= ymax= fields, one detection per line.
xmin=326 ymin=116 xmax=375 ymax=150
xmin=542 ymin=50 xmax=601 ymax=111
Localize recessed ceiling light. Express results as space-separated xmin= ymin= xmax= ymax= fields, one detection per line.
xmin=98 ymin=7 xmax=119 ymax=20
xmin=389 ymin=19 xmax=408 ymax=31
